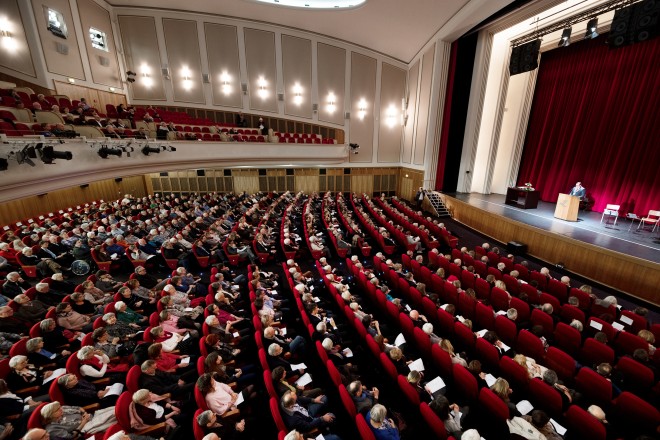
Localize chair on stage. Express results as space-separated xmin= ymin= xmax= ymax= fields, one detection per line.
xmin=600 ymin=204 xmax=620 ymax=226
xmin=638 ymin=210 xmax=660 ymax=232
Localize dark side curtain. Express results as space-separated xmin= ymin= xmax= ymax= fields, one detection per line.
xmin=516 ymin=35 xmax=660 ymax=215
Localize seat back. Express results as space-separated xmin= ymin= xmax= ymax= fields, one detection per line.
xmin=494 ymin=315 xmax=517 ymax=346
xmin=431 ymin=343 xmax=453 ymax=379
xmin=516 ymin=330 xmax=546 ymax=362
xmin=126 ymin=365 xmax=142 ymax=392
xmin=327 ymin=359 xmax=343 ymax=387
xmin=544 ymin=347 xmax=576 ymax=384
xmin=194 ymin=385 xmax=209 ymax=410
xmin=420 ymin=402 xmax=448 ymax=440
xmin=611 ymin=391 xmax=660 ymax=435
xmin=565 ymin=405 xmax=607 ymax=440
xmin=530 ymin=308 xmax=555 ymax=338
xmin=114 ymin=392 xmax=133 ymax=430
xmin=397 ymin=374 xmax=421 ymax=406
xmin=452 ymin=363 xmax=478 ymax=403
xmin=580 ymin=338 xmax=615 ymax=367
xmin=27 ymin=402 xmax=48 ymax=429
xmin=615 ymin=356 xmax=655 ymax=392
xmin=553 ymin=322 xmax=582 ymax=357
xmin=528 ymin=378 xmax=564 ymax=418
xmin=339 ymin=384 xmax=357 ymax=418
xmin=270 ymin=397 xmax=288 ymax=432
xmin=613 ymin=331 xmax=649 ymax=357
xmin=356 ymin=413 xmax=376 ymax=440
xmin=574 ymin=367 xmax=612 ymax=408
xmin=499 ymin=355 xmax=530 ymax=395
xmin=475 ymin=337 xmax=501 ymax=373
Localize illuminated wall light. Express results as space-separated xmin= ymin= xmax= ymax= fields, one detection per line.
xmin=181 ymin=66 xmax=193 ymax=91
xmin=357 ymin=98 xmax=367 ymax=120
xmin=67 ymin=77 xmax=75 ymax=84
xmin=385 ymin=104 xmax=398 ymax=128
xmin=140 ymin=63 xmax=153 ymax=88
xmin=326 ymin=92 xmax=336 ymax=113
xmin=0 ymin=17 xmax=17 ymax=52
xmin=293 ymin=83 xmax=303 ymax=105
xmin=257 ymin=76 xmax=268 ymax=99
xmin=220 ymin=71 xmax=232 ymax=95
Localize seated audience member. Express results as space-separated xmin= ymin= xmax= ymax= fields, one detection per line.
xmin=130 ymin=388 xmax=182 ymax=431
xmin=195 ymin=409 xmax=249 ymax=440
xmin=490 ymin=378 xmax=520 ymax=417
xmin=365 ymin=404 xmax=400 ymax=440
xmin=542 ymin=369 xmax=575 ymax=411
xmin=56 ymin=303 xmax=92 ymax=333
xmin=56 ymin=373 xmax=118 ymax=408
xmin=347 ymin=380 xmax=379 ymax=414
xmin=138 ymin=360 xmax=194 ymax=400
xmin=77 ymin=345 xmax=128 ymax=382
xmin=271 ymin=366 xmax=324 ymax=399
xmin=521 ymin=409 xmax=563 ymax=440
xmin=280 ymin=390 xmax=340 ymax=439
xmin=429 ymin=395 xmax=468 ymax=438
xmin=40 ymin=401 xmax=117 ymax=439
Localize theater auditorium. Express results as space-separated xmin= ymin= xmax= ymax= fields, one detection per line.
xmin=0 ymin=0 xmax=658 ymax=439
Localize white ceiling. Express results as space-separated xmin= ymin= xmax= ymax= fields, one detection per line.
xmin=106 ymin=0 xmax=517 ymax=63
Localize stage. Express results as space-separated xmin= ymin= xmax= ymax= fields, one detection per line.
xmin=440 ymin=193 xmax=660 ymax=306
xmin=449 ymin=193 xmax=660 ymax=264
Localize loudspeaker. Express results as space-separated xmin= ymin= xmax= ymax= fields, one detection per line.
xmin=80 ymin=184 xmax=89 ymax=189
xmin=241 ymin=83 xmax=248 ymax=94
xmin=202 ymin=74 xmax=210 ymax=84
xmin=162 ymin=68 xmax=170 ymax=79
xmin=345 ymin=111 xmax=350 ymax=120
xmin=507 ymin=241 xmax=527 ymax=254
xmin=312 ymin=103 xmax=318 ymax=112
xmin=509 ymin=39 xmax=541 ymax=76
xmin=632 ymin=0 xmax=660 ymax=43
xmin=277 ymin=93 xmax=284 ymax=101
xmin=608 ymin=5 xmax=636 ymax=48
xmin=99 ymin=56 xmax=110 ymax=67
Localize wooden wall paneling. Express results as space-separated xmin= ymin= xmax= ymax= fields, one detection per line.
xmin=294 ymin=175 xmax=319 ymax=193
xmin=0 ymin=175 xmax=146 ymax=226
xmin=443 ymin=196 xmax=660 ymax=304
xmin=351 ymin=175 xmax=374 ymax=196
xmin=96 ymin=90 xmax=127 ymax=114
xmin=54 ymin=80 xmax=99 ymax=110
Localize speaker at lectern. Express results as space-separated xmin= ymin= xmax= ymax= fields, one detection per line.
xmin=554 ymin=193 xmax=580 ymax=221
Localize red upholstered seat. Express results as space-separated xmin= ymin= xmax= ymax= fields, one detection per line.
xmin=580 ymin=337 xmax=615 ymax=367
xmin=553 ymin=322 xmax=582 ymax=357
xmin=356 ymin=413 xmax=376 ymax=440
xmin=453 ymin=363 xmax=478 ymax=403
xmin=544 ymin=347 xmax=576 ymax=384
xmin=339 ymin=384 xmax=357 ymax=418
xmin=575 ymin=367 xmax=612 ymax=408
xmin=611 ymin=392 xmax=660 ymax=436
xmin=499 ymin=355 xmax=530 ymax=395
xmin=565 ymin=405 xmax=607 ymax=440
xmin=397 ymin=374 xmax=421 ymax=406
xmin=516 ymin=330 xmax=546 ymax=362
xmin=528 ymin=377 xmax=564 ymax=417
xmin=420 ymin=402 xmax=448 ymax=439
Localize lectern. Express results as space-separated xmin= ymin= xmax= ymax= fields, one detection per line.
xmin=554 ymin=193 xmax=580 ymax=221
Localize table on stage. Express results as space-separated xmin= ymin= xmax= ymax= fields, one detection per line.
xmin=505 ymin=187 xmax=540 ymax=209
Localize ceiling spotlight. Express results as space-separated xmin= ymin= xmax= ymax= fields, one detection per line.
xmin=141 ymin=146 xmax=161 ymax=155
xmin=36 ymin=143 xmax=72 ymax=164
xmin=584 ymin=18 xmax=598 ymax=40
xmin=349 ymin=142 xmax=360 ymax=155
xmin=126 ymin=70 xmax=136 ymax=83
xmin=98 ymin=146 xmax=122 ymax=159
xmin=162 ymin=145 xmax=177 ymax=152
xmin=558 ymin=27 xmax=572 ymax=47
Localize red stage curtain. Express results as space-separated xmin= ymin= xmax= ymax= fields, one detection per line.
xmin=435 ymin=41 xmax=458 ymax=190
xmin=517 ymin=36 xmax=660 ymax=215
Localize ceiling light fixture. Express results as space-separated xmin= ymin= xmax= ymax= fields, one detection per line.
xmin=584 ymin=18 xmax=599 ymax=39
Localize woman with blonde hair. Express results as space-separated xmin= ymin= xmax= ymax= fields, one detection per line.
xmin=490 ymin=377 xmax=520 ymax=417
xmin=440 ymin=339 xmax=468 ymax=367
xmin=130 ymin=389 xmax=180 ymax=431
xmin=40 ymin=400 xmax=117 ymax=439
xmin=513 ymin=354 xmax=547 ymax=379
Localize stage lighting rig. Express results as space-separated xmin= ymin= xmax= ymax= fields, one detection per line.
xmin=15 ymin=144 xmax=37 ymax=166
xmin=98 ymin=146 xmax=123 ymax=159
xmin=141 ymin=145 xmax=161 ymax=156
xmin=36 ymin=143 xmax=73 ymax=164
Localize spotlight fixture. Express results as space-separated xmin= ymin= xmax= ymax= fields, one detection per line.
xmin=558 ymin=27 xmax=572 ymax=47
xmin=16 ymin=144 xmax=37 ymax=166
xmin=98 ymin=146 xmax=122 ymax=159
xmin=584 ymin=18 xmax=598 ymax=39
xmin=141 ymin=146 xmax=161 ymax=155
xmin=349 ymin=143 xmax=360 ymax=155
xmin=126 ymin=70 xmax=136 ymax=83
xmin=0 ymin=158 xmax=8 ymax=171
xmin=162 ymin=145 xmax=177 ymax=152
xmin=37 ymin=143 xmax=72 ymax=164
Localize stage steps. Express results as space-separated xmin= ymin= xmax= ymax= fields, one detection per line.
xmin=427 ymin=191 xmax=451 ymax=217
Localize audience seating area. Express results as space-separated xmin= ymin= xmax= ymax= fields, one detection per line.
xmin=0 ymin=189 xmax=658 ymax=440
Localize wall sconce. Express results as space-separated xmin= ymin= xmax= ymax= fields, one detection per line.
xmin=67 ymin=77 xmax=75 ymax=84
xmin=0 ymin=17 xmax=17 ymax=52
xmin=181 ymin=66 xmax=193 ymax=90
xmin=220 ymin=71 xmax=231 ymax=95
xmin=140 ymin=63 xmax=153 ymax=88
xmin=292 ymin=83 xmax=303 ymax=105
xmin=326 ymin=92 xmax=336 ymax=113
xmin=386 ymin=104 xmax=398 ymax=128
xmin=257 ymin=76 xmax=268 ymax=99
xmin=357 ymin=98 xmax=367 ymax=120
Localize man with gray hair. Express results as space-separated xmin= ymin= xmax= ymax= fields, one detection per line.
xmin=1 ymin=272 xmax=30 ymax=299
xmin=280 ymin=390 xmax=340 ymax=439
xmin=138 ymin=359 xmax=193 ymax=399
xmin=34 ymin=282 xmax=66 ymax=307
xmin=263 ymin=325 xmax=306 ymax=357
xmin=366 ymin=404 xmax=399 ymax=437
